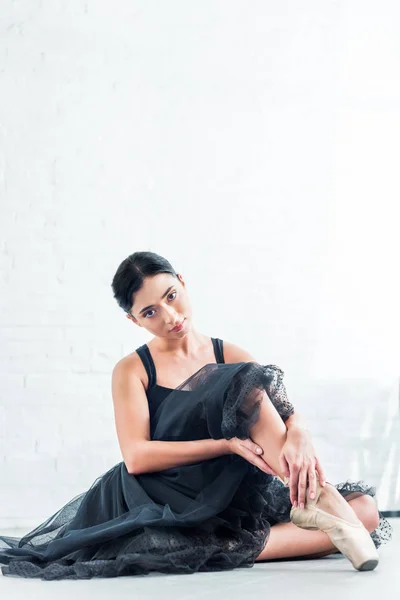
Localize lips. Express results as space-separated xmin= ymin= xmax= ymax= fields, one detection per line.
xmin=171 ymin=319 xmax=184 ymax=332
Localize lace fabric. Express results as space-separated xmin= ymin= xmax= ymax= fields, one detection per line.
xmin=0 ymin=362 xmax=393 ymax=579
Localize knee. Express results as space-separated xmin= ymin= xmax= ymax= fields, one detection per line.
xmin=351 ymin=495 xmax=380 ymax=533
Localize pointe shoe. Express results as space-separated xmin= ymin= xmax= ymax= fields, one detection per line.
xmin=286 ymin=475 xmax=379 ymax=571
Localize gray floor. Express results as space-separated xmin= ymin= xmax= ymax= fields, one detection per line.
xmin=0 ymin=519 xmax=398 ymax=599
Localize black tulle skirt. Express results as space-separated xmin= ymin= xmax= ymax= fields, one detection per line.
xmin=0 ymin=362 xmax=393 ymax=579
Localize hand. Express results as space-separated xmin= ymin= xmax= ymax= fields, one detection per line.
xmin=227 ymin=437 xmax=278 ymax=476
xmin=279 ymin=427 xmax=327 ymax=508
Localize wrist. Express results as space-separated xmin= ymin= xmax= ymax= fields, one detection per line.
xmin=223 ymin=438 xmax=233 ymax=455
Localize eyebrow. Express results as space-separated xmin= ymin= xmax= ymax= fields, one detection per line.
xmin=138 ymin=286 xmax=175 ymax=315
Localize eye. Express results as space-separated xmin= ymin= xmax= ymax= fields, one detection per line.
xmin=144 ymin=291 xmax=177 ymax=318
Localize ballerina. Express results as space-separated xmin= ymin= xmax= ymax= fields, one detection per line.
xmin=0 ymin=251 xmax=392 ymax=579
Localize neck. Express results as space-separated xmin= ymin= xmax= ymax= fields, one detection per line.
xmin=154 ymin=323 xmax=206 ymax=357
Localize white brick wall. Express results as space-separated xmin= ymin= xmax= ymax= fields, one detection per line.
xmin=1 ymin=1 xmax=399 ymax=528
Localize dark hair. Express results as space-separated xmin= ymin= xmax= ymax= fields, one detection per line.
xmin=111 ymin=251 xmax=179 ymax=315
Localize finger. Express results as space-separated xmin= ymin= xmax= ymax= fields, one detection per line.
xmin=257 ymin=460 xmax=278 ymax=476
xmin=307 ymin=465 xmax=317 ymax=500
xmin=279 ymin=453 xmax=290 ymax=479
xmin=289 ymin=464 xmax=300 ymax=506
xmin=241 ymin=448 xmax=277 ymax=475
xmin=241 ymin=439 xmax=263 ymax=456
xmin=315 ymin=457 xmax=326 ymax=486
xmin=253 ymin=444 xmax=263 ymax=456
xmin=255 ymin=459 xmax=277 ymax=475
xmin=297 ymin=467 xmax=308 ymax=509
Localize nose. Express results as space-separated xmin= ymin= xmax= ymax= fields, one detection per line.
xmin=163 ymin=306 xmax=179 ymax=325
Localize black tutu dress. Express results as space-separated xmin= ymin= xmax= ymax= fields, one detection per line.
xmin=0 ymin=338 xmax=393 ymax=579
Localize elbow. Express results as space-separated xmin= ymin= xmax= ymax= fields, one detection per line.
xmin=126 ymin=444 xmax=144 ymax=475
xmin=126 ymin=458 xmax=135 ymax=474
xmin=127 ymin=458 xmax=142 ymax=475
xmin=126 ymin=455 xmax=140 ymax=475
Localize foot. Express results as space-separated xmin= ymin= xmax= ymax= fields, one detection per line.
xmin=314 ymin=482 xmax=360 ymax=525
xmin=289 ymin=474 xmax=379 ymax=571
xmin=282 ymin=474 xmax=359 ymax=524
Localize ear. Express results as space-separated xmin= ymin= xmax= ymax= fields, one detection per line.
xmin=177 ymin=273 xmax=185 ymax=287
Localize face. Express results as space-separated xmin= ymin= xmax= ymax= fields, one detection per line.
xmin=127 ymin=273 xmax=192 ymax=337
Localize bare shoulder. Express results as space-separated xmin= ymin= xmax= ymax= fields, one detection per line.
xmin=112 ymin=351 xmax=148 ymax=388
xmin=222 ymin=340 xmax=259 ymax=364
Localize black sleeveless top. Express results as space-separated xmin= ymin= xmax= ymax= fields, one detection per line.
xmin=135 ymin=337 xmax=225 ymax=423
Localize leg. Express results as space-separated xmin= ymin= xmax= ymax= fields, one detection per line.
xmin=249 ymin=391 xmax=380 ymax=560
xmin=250 ymin=392 xmax=367 ymax=523
xmin=247 ymin=389 xmax=290 ymax=482
xmin=255 ymin=494 xmax=379 ymax=562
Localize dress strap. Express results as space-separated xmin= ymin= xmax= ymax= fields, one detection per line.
xmin=135 ymin=344 xmax=157 ymax=389
xmin=136 ymin=338 xmax=224 ymax=389
xmin=212 ymin=337 xmax=225 ymax=364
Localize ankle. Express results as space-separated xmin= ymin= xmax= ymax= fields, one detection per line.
xmin=316 ymin=484 xmax=360 ymax=523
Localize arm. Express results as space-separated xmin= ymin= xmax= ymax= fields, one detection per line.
xmin=112 ymin=358 xmax=230 ymax=475
xmin=129 ymin=439 xmax=230 ymax=475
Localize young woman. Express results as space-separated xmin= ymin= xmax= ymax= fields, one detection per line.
xmin=0 ymin=251 xmax=392 ymax=579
